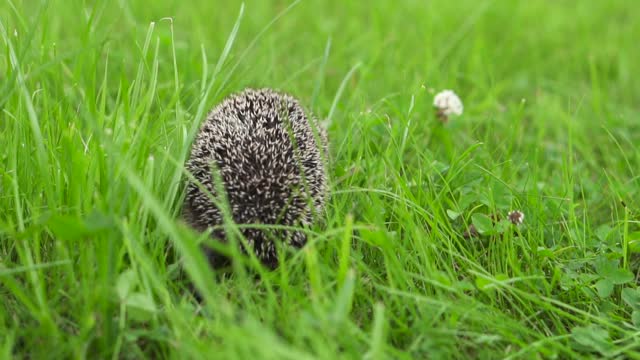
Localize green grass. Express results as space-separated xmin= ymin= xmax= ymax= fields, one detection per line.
xmin=1 ymin=0 xmax=640 ymax=358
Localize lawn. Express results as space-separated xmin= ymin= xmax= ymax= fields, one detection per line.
xmin=1 ymin=0 xmax=640 ymax=358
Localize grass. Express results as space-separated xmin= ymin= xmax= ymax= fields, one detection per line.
xmin=1 ymin=0 xmax=640 ymax=358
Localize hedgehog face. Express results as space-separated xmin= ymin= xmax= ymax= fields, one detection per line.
xmin=183 ymin=88 xmax=328 ymax=268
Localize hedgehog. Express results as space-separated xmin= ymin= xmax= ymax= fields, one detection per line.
xmin=182 ymin=88 xmax=329 ymax=268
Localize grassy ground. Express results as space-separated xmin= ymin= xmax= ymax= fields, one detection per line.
xmin=1 ymin=0 xmax=640 ymax=358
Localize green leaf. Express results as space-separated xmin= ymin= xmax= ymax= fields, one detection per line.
xmin=630 ymin=239 xmax=640 ymax=253
xmin=536 ymin=246 xmax=554 ymax=259
xmin=433 ymin=271 xmax=452 ymax=287
xmin=595 ymin=279 xmax=614 ymax=298
xmin=458 ymin=193 xmax=478 ymax=211
xmin=571 ymin=325 xmax=613 ymax=356
xmin=471 ymin=214 xmax=494 ymax=234
xmin=579 ymin=273 xmax=600 ymax=283
xmin=494 ymin=220 xmax=511 ymax=234
xmin=332 ymin=269 xmax=356 ymax=324
xmin=595 ymin=224 xmax=612 ymax=242
xmin=456 ymin=280 xmax=475 ymax=291
xmin=116 ymin=269 xmax=138 ymax=300
xmin=621 ymin=288 xmax=640 ymax=310
xmin=83 ymin=210 xmax=114 ymax=232
xmin=632 ymin=311 xmax=640 ymax=328
xmin=491 ymin=183 xmax=512 ymax=208
xmin=475 ymin=274 xmax=508 ymax=291
xmin=46 ymin=215 xmax=91 ymax=241
xmin=629 ymin=232 xmax=640 ymax=253
xmin=594 ymin=256 xmax=616 ymax=276
xmin=446 ymin=209 xmax=460 ymax=220
xmin=474 ymin=334 xmax=501 ymax=344
xmin=125 ymin=293 xmax=157 ymax=313
xmin=125 ymin=292 xmax=157 ymax=323
xmin=475 ymin=277 xmax=493 ymax=291
xmin=608 ymin=269 xmax=633 ymax=285
xmin=431 ymin=160 xmax=449 ymax=173
xmin=46 ymin=210 xmax=114 ymax=241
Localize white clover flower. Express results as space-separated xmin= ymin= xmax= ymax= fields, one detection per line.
xmin=507 ymin=210 xmax=525 ymax=225
xmin=433 ymin=90 xmax=463 ymax=121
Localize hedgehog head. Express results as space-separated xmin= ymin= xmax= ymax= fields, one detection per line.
xmin=182 ymin=88 xmax=328 ymax=268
